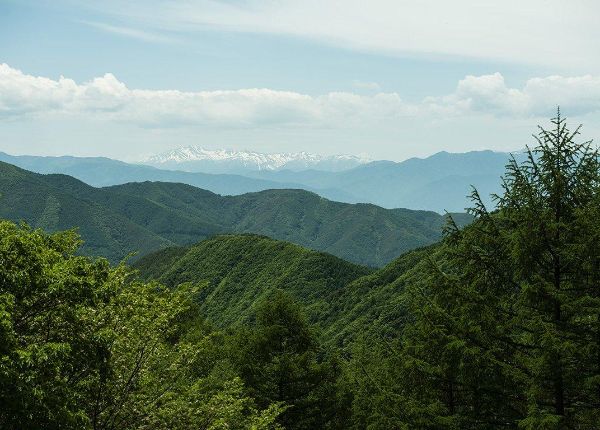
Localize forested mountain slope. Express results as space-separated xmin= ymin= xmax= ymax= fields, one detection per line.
xmin=0 ymin=162 xmax=178 ymax=260
xmin=1 ymin=150 xmax=522 ymax=212
xmin=135 ymin=233 xmax=434 ymax=346
xmin=110 ymin=181 xmax=471 ymax=266
xmin=134 ymin=234 xmax=372 ymax=329
xmin=0 ymin=161 xmax=469 ymax=266
xmin=0 ymin=151 xmax=316 ymax=195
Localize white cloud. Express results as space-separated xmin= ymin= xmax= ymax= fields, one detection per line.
xmin=523 ymin=75 xmax=600 ymax=116
xmin=0 ymin=64 xmax=315 ymax=126
xmin=71 ymin=0 xmax=600 ymax=71
xmin=82 ymin=21 xmax=179 ymax=44
xmin=0 ymin=63 xmax=411 ymax=127
xmin=428 ymin=73 xmax=600 ymax=117
xmin=352 ymin=80 xmax=382 ymax=92
xmin=2 ymin=64 xmax=600 ymax=129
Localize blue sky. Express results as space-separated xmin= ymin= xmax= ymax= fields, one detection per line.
xmin=1 ymin=0 xmax=599 ymax=161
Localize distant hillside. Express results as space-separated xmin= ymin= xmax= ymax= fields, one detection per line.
xmin=109 ymin=181 xmax=471 ymax=266
xmin=248 ymin=150 xmax=525 ymax=212
xmin=321 ymin=245 xmax=439 ymax=347
xmin=135 ymin=234 xmax=438 ymax=346
xmin=0 ymin=150 xmax=520 ymax=212
xmin=134 ymin=234 xmax=372 ymax=328
xmin=0 ymin=162 xmax=221 ymax=261
xmin=0 ymin=161 xmax=469 ymax=266
xmin=0 ymin=151 xmax=337 ymax=197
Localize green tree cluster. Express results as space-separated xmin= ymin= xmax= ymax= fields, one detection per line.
xmin=230 ymin=291 xmax=346 ymax=429
xmin=349 ymin=112 xmax=600 ymax=429
xmin=0 ymin=221 xmax=283 ymax=429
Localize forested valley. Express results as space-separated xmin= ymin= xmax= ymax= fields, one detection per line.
xmin=2 ymin=114 xmax=600 ymax=429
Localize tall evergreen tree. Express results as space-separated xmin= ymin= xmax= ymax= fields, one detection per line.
xmin=497 ymin=110 xmax=600 ymax=428
xmin=366 ymin=111 xmax=600 ymax=429
xmin=231 ymin=291 xmax=343 ymax=429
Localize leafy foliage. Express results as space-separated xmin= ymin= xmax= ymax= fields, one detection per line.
xmin=229 ymin=292 xmax=345 ymax=429
xmin=0 ymin=220 xmax=283 ymax=429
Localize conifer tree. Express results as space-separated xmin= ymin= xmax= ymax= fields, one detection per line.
xmin=387 ymin=111 xmax=600 ymax=429
xmin=231 ymin=291 xmax=342 ymax=429
xmin=497 ymin=109 xmax=600 ymax=428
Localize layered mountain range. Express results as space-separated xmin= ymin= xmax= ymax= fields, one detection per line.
xmin=0 ymin=160 xmax=471 ymax=266
xmin=0 ymin=149 xmax=521 ymax=212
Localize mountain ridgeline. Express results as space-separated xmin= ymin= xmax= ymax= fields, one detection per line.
xmin=0 ymin=149 xmax=522 ymax=212
xmin=134 ymin=234 xmax=434 ymax=348
xmin=144 ymin=146 xmax=369 ymax=173
xmin=0 ymin=160 xmax=470 ymax=266
xmin=0 ymin=151 xmax=313 ymax=195
xmin=134 ymin=234 xmax=373 ymax=333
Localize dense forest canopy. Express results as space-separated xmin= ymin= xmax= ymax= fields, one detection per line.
xmin=1 ymin=113 xmax=599 ymax=429
xmin=0 ymin=162 xmax=470 ymax=267
xmin=348 ymin=111 xmax=600 ymax=429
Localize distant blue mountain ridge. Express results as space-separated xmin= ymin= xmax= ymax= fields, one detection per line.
xmin=0 ymin=150 xmax=522 ymax=213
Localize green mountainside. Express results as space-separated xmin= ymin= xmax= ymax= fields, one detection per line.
xmin=0 ymin=161 xmax=469 ymax=266
xmin=135 ymin=233 xmax=430 ymax=346
xmin=321 ymin=244 xmax=436 ymax=346
xmin=0 ymin=162 xmax=222 ymax=261
xmin=111 ymin=181 xmax=471 ymax=266
xmin=0 ymin=151 xmax=317 ymax=196
xmin=135 ymin=234 xmax=373 ymax=330
xmin=0 ymin=162 xmax=173 ymax=261
xmin=1 ymin=150 xmax=522 ymax=212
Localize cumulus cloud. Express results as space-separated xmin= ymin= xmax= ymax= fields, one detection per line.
xmin=523 ymin=75 xmax=600 ymax=116
xmin=2 ymin=64 xmax=600 ymax=129
xmin=0 ymin=64 xmax=412 ymax=127
xmin=0 ymin=64 xmax=317 ymax=126
xmin=429 ymin=73 xmax=600 ymax=117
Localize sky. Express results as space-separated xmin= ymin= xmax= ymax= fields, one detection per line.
xmin=1 ymin=0 xmax=600 ymax=162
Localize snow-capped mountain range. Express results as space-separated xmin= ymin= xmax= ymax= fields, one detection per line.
xmin=143 ymin=146 xmax=371 ymax=173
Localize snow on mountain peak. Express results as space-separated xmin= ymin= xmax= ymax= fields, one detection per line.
xmin=144 ymin=146 xmax=370 ymax=172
